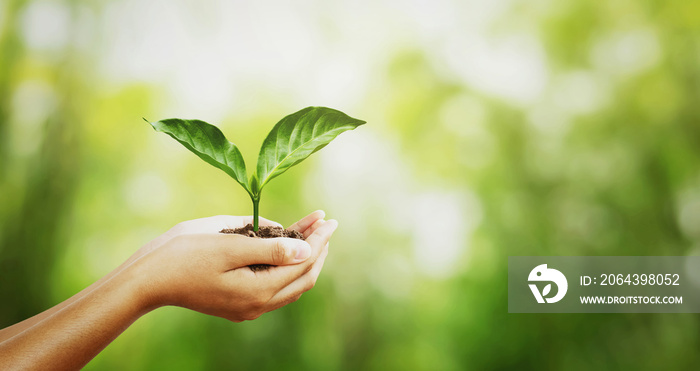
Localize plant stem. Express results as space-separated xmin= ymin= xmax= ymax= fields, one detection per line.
xmin=252 ymin=197 xmax=260 ymax=231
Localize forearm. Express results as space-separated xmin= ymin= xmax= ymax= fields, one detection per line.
xmin=0 ymin=233 xmax=172 ymax=342
xmin=0 ymin=271 xmax=119 ymax=343
xmin=0 ymin=265 xmax=151 ymax=370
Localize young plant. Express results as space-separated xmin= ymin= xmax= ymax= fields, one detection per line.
xmin=145 ymin=106 xmax=365 ymax=231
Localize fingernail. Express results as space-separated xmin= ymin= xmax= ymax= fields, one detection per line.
xmin=294 ymin=241 xmax=311 ymax=260
xmin=327 ymin=219 xmax=339 ymax=231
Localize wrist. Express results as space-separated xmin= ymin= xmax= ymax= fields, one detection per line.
xmin=113 ymin=260 xmax=163 ymax=314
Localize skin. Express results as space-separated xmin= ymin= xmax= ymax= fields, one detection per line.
xmin=0 ymin=210 xmax=335 ymax=370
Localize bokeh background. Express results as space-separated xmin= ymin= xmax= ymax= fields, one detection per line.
xmin=1 ymin=0 xmax=700 ymax=369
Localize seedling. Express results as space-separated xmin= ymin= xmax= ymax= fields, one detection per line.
xmin=145 ymin=106 xmax=365 ymax=231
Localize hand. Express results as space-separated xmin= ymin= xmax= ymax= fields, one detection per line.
xmin=0 ymin=211 xmax=335 ymax=370
xmin=124 ymin=215 xmax=283 ymax=267
xmin=128 ymin=211 xmax=337 ymax=322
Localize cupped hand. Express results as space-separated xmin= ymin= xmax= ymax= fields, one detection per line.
xmin=127 ymin=215 xmax=283 ymax=265
xmin=127 ymin=211 xmax=336 ymax=322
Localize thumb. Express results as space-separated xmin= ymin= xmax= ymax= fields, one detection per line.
xmin=229 ymin=236 xmax=312 ymax=267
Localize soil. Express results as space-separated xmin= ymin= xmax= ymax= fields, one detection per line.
xmin=220 ymin=224 xmax=304 ymax=271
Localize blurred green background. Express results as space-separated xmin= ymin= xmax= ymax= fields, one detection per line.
xmin=1 ymin=0 xmax=700 ymax=369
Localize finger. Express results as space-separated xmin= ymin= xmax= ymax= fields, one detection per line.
xmin=241 ymin=215 xmax=283 ymax=228
xmin=214 ymin=234 xmax=312 ymax=267
xmin=267 ymin=242 xmax=329 ymax=310
xmin=303 ymin=219 xmax=337 ymax=255
xmin=264 ymin=220 xmax=338 ymax=288
xmin=303 ymin=218 xmax=325 ymax=239
xmin=288 ymin=210 xmax=325 ymax=234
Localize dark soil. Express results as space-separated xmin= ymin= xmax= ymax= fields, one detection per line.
xmin=220 ymin=224 xmax=304 ymax=271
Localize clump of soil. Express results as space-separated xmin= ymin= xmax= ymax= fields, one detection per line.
xmin=220 ymin=224 xmax=304 ymax=271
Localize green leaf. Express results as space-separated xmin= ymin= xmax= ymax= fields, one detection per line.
xmin=253 ymin=106 xmax=366 ymax=195
xmin=146 ymin=118 xmax=251 ymax=194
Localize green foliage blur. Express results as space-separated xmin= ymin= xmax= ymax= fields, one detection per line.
xmin=1 ymin=0 xmax=700 ymax=370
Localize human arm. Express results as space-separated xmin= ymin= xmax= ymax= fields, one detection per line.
xmin=0 ymin=211 xmax=334 ymax=370
xmin=0 ymin=214 xmax=289 ymax=343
